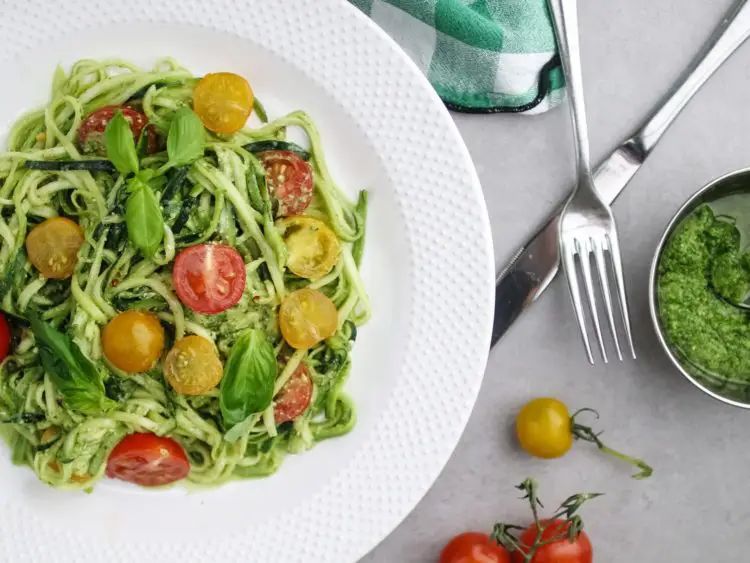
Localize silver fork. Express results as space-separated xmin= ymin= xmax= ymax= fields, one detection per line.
xmin=548 ymin=0 xmax=635 ymax=364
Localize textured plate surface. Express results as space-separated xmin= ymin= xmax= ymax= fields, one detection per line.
xmin=0 ymin=1 xmax=494 ymax=561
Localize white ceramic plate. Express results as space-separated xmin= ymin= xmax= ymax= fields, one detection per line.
xmin=0 ymin=1 xmax=494 ymax=561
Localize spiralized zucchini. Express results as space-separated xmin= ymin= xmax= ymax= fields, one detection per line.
xmin=0 ymin=58 xmax=369 ymax=489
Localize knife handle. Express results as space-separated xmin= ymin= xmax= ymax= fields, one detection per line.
xmin=632 ymin=0 xmax=750 ymax=156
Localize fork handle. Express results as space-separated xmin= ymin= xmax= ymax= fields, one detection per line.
xmin=547 ymin=0 xmax=594 ymax=184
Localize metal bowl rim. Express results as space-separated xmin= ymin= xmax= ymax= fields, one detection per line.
xmin=649 ymin=165 xmax=750 ymax=409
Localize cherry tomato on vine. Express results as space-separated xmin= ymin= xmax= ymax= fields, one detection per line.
xmin=515 ymin=398 xmax=573 ymax=459
xmin=512 ymin=519 xmax=592 ymax=563
xmin=515 ymin=398 xmax=653 ymax=478
xmin=440 ymin=532 xmax=511 ymax=563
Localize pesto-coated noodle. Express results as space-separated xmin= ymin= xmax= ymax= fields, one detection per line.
xmin=0 ymin=59 xmax=369 ymax=489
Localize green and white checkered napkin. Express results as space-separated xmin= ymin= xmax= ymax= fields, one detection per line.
xmin=350 ymin=0 xmax=564 ymax=114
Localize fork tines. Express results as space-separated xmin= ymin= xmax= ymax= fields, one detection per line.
xmin=560 ymin=231 xmax=636 ymax=364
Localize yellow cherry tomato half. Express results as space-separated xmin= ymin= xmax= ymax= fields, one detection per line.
xmin=279 ymin=288 xmax=338 ymax=349
xmin=193 ymin=72 xmax=254 ymax=134
xmin=277 ymin=217 xmax=341 ymax=280
xmin=25 ymin=217 xmax=84 ymax=279
xmin=515 ymin=398 xmax=573 ymax=459
xmin=164 ymin=335 xmax=223 ymax=395
xmin=102 ymin=311 xmax=165 ymax=373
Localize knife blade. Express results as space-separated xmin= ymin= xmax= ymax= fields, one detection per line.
xmin=491 ymin=0 xmax=750 ymax=348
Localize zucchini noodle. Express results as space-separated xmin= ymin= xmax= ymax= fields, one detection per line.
xmin=0 ymin=58 xmax=370 ymax=489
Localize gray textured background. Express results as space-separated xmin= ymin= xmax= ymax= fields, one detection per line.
xmin=365 ymin=0 xmax=750 ymax=561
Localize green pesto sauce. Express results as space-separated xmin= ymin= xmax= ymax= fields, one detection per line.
xmin=658 ymin=203 xmax=750 ymax=397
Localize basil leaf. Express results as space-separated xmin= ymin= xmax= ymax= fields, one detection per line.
xmin=125 ymin=172 xmax=164 ymax=257
xmin=105 ymin=111 xmax=139 ymax=176
xmin=167 ymin=107 xmax=205 ymax=167
xmin=220 ymin=329 xmax=277 ymax=428
xmin=28 ymin=314 xmax=116 ymax=415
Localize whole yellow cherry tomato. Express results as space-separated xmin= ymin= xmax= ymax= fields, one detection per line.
xmin=515 ymin=398 xmax=573 ymax=459
xmin=279 ymin=288 xmax=338 ymax=349
xmin=515 ymin=398 xmax=654 ymax=478
xmin=102 ymin=311 xmax=165 ymax=373
xmin=277 ymin=217 xmax=341 ymax=280
xmin=193 ymin=72 xmax=254 ymax=134
xmin=164 ymin=335 xmax=223 ymax=395
xmin=25 ymin=217 xmax=84 ymax=279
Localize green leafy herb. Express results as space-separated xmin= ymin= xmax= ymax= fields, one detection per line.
xmin=491 ymin=479 xmax=601 ymax=562
xmin=104 ymin=375 xmax=137 ymax=402
xmin=28 ymin=314 xmax=116 ymax=415
xmin=167 ymin=107 xmax=205 ymax=167
xmin=125 ymin=171 xmax=164 ymax=258
xmin=162 ymin=166 xmax=190 ymax=203
xmin=1 ymin=412 xmax=46 ymax=424
xmin=104 ymin=110 xmax=139 ymax=176
xmin=220 ymin=329 xmax=277 ymax=428
xmin=135 ymin=125 xmax=152 ymax=158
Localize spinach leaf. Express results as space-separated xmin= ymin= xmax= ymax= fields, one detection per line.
xmin=24 ymin=160 xmax=116 ymax=173
xmin=104 ymin=374 xmax=137 ymax=402
xmin=104 ymin=110 xmax=139 ymax=176
xmin=167 ymin=107 xmax=205 ymax=167
xmin=28 ymin=314 xmax=116 ymax=415
xmin=171 ymin=196 xmax=197 ymax=233
xmin=1 ymin=412 xmax=45 ymax=424
xmin=0 ymin=250 xmax=26 ymax=297
xmin=220 ymin=329 xmax=277 ymax=428
xmin=126 ymin=171 xmax=164 ymax=257
xmin=162 ymin=165 xmax=190 ymax=203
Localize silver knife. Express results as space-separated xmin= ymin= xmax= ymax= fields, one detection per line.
xmin=492 ymin=0 xmax=750 ymax=347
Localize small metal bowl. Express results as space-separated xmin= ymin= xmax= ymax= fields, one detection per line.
xmin=649 ymin=166 xmax=750 ymax=408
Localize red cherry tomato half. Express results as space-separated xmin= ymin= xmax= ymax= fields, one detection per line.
xmin=440 ymin=532 xmax=511 ymax=563
xmin=0 ymin=313 xmax=11 ymax=362
xmin=106 ymin=433 xmax=190 ymax=487
xmin=172 ymin=243 xmax=247 ymax=314
xmin=260 ymin=150 xmax=313 ymax=217
xmin=78 ymin=105 xmax=157 ymax=155
xmin=512 ymin=519 xmax=592 ymax=563
xmin=274 ymin=363 xmax=313 ymax=424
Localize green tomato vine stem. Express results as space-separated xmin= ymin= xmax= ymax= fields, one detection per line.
xmin=570 ymin=408 xmax=653 ymax=479
xmin=491 ymin=478 xmax=601 ymax=562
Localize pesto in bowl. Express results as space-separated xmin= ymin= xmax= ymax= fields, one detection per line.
xmin=657 ymin=197 xmax=750 ymax=402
